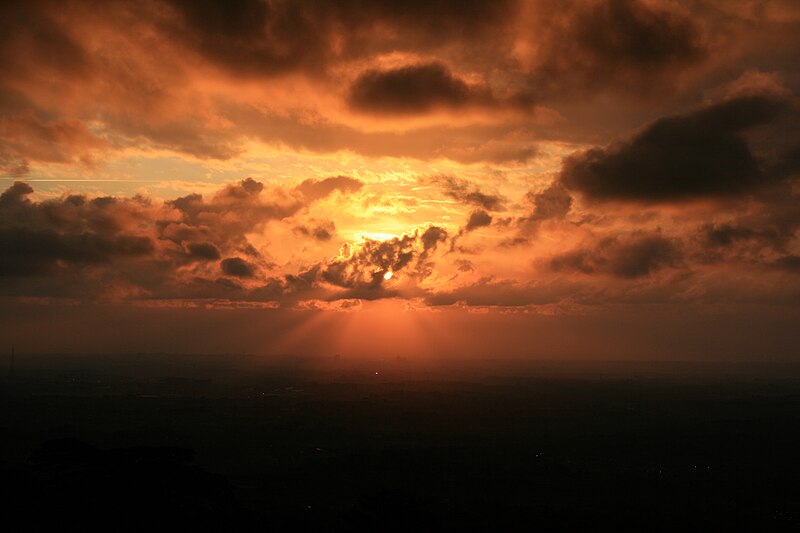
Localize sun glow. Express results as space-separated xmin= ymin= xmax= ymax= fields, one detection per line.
xmin=383 ymin=271 xmax=393 ymax=280
xmin=357 ymin=231 xmax=400 ymax=241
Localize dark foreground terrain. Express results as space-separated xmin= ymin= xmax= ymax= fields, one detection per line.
xmin=1 ymin=354 xmax=799 ymax=531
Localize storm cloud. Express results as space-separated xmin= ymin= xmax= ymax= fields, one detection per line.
xmin=560 ymin=96 xmax=791 ymax=202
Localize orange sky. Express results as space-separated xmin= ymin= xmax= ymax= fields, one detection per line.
xmin=1 ymin=0 xmax=799 ymax=358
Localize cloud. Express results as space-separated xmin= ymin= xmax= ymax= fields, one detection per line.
xmin=163 ymin=0 xmax=517 ymax=77
xmin=292 ymin=226 xmax=449 ymax=300
xmin=164 ymin=0 xmax=316 ymax=76
xmin=524 ymin=0 xmax=705 ymax=98
xmin=774 ymin=255 xmax=800 ymax=272
xmin=420 ymin=226 xmax=448 ymax=251
xmin=701 ymin=223 xmax=780 ymax=249
xmin=464 ymin=210 xmax=492 ymax=232
xmin=499 ymin=181 xmax=573 ymax=245
xmin=0 ymin=0 xmax=797 ymax=174
xmin=0 ymin=180 xmax=34 ymax=204
xmin=162 ymin=176 xmax=361 ymax=254
xmin=163 ymin=179 xmax=301 ymax=252
xmin=549 ymin=233 xmax=681 ymax=279
xmin=0 ymin=1 xmax=798 ymax=315
xmin=185 ymin=242 xmax=221 ymax=261
xmin=0 ymin=180 xmax=467 ymax=304
xmin=0 ymin=1 xmax=89 ymax=81
xmin=0 ymin=112 xmax=109 ymax=175
xmin=427 ymin=175 xmax=505 ymax=211
xmin=295 ymin=176 xmax=363 ymax=202
xmin=528 ymin=182 xmax=572 ymax=220
xmin=0 ymin=182 xmax=156 ymax=277
xmin=220 ymin=257 xmax=256 ymax=278
xmin=0 ymin=178 xmax=364 ymax=300
xmin=293 ymin=221 xmax=336 ymax=241
xmin=0 ymin=228 xmax=154 ymax=277
xmin=348 ymin=62 xmax=493 ymax=114
xmin=574 ymin=0 xmax=702 ymax=69
xmin=560 ymin=96 xmax=791 ymax=202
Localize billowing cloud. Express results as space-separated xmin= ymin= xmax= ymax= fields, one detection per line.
xmin=1 ymin=1 xmax=800 ymax=359
xmin=0 ymin=171 xmax=799 ymax=319
xmin=560 ymin=96 xmax=792 ymax=202
xmin=0 ymin=178 xmax=365 ymax=299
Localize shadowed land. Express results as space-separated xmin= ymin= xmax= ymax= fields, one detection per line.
xmin=2 ymin=354 xmax=799 ymax=531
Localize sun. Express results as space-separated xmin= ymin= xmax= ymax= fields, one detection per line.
xmin=383 ymin=271 xmax=393 ymax=281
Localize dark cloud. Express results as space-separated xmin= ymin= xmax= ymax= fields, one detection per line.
xmin=701 ymin=223 xmax=780 ymax=249
xmin=575 ymin=0 xmax=702 ymax=70
xmin=774 ymin=255 xmax=800 ymax=273
xmin=0 ymin=228 xmax=154 ymax=277
xmin=452 ymin=210 xmax=492 ymax=248
xmin=527 ymin=0 xmax=705 ymax=98
xmin=0 ymin=0 xmax=89 ymax=80
xmin=0 ymin=181 xmax=157 ymax=278
xmin=550 ymin=233 xmax=681 ymax=279
xmin=220 ymin=257 xmax=256 ymax=278
xmin=0 ymin=180 xmax=302 ymax=299
xmin=186 ymin=242 xmax=221 ymax=261
xmin=560 ymin=96 xmax=790 ymax=202
xmin=1 ymin=0 xmax=797 ymax=172
xmin=464 ymin=210 xmax=492 ymax=232
xmin=420 ymin=226 xmax=448 ymax=253
xmin=419 ymin=225 xmax=449 ymax=269
xmin=524 ymin=182 xmax=572 ymax=222
xmin=533 ymin=183 xmax=572 ymax=219
xmin=428 ymin=175 xmax=505 ymax=211
xmin=0 ymin=181 xmax=34 ymax=204
xmin=500 ymin=182 xmax=573 ymax=245
xmin=295 ymin=176 xmax=363 ymax=202
xmin=348 ymin=62 xmax=492 ymax=114
xmin=164 ymin=0 xmax=324 ymax=76
xmin=164 ymin=0 xmax=517 ymax=77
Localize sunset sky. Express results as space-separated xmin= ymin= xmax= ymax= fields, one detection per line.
xmin=1 ymin=0 xmax=799 ymax=358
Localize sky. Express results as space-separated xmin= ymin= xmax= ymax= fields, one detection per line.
xmin=1 ymin=0 xmax=799 ymax=359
